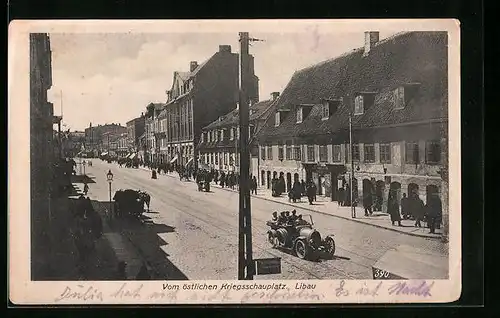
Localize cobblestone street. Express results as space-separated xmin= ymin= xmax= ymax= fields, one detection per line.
xmin=78 ymin=160 xmax=448 ymax=280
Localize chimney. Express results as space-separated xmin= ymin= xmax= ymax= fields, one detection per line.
xmin=363 ymin=31 xmax=380 ymax=56
xmin=219 ymin=45 xmax=232 ymax=53
xmin=271 ymin=92 xmax=280 ymax=101
xmin=190 ymin=61 xmax=198 ymax=72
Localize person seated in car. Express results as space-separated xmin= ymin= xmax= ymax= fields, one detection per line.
xmin=272 ymin=211 xmax=278 ymax=222
xmin=289 ymin=210 xmax=298 ymax=223
xmin=284 ymin=211 xmax=293 ymax=225
xmin=295 ymin=214 xmax=308 ymax=226
xmin=278 ymin=212 xmax=287 ymax=225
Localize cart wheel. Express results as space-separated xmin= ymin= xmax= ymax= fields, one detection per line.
xmin=294 ymin=239 xmax=308 ymax=259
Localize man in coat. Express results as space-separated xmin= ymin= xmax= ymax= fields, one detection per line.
xmin=387 ymin=190 xmax=402 ymax=226
xmin=426 ymin=192 xmax=442 ymax=234
xmin=363 ymin=188 xmax=373 ymax=216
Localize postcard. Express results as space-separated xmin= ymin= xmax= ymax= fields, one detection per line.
xmin=8 ymin=19 xmax=461 ymax=304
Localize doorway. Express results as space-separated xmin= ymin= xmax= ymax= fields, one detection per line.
xmin=267 ymin=171 xmax=271 ymax=189
xmin=261 ymin=170 xmax=265 ymax=186
xmin=375 ymin=180 xmax=385 ymax=212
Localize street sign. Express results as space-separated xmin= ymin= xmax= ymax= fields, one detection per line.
xmin=255 ymin=257 xmax=281 ymax=275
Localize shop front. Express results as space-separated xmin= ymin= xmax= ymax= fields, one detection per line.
xmin=303 ymin=163 xmax=347 ymax=202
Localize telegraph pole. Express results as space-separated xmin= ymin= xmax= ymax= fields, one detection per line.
xmin=238 ymin=32 xmax=261 ymax=280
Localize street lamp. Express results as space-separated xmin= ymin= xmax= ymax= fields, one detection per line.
xmin=82 ymin=160 xmax=87 ymax=176
xmin=107 ymin=170 xmax=114 ymax=220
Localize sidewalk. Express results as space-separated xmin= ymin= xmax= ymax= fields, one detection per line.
xmin=72 ymin=182 xmax=146 ymax=280
xmin=43 ymin=190 xmax=120 ymax=280
xmin=140 ymin=167 xmax=443 ymax=239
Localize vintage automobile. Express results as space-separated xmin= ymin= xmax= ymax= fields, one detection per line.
xmin=266 ymin=214 xmax=336 ymax=260
xmin=113 ymin=189 xmax=147 ymax=218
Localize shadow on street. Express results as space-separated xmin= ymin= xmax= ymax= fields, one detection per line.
xmin=91 ymin=200 xmax=188 ymax=280
xmin=71 ymin=174 xmax=96 ymax=184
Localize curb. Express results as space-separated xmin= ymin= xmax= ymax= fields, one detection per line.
xmin=130 ymin=166 xmax=441 ymax=240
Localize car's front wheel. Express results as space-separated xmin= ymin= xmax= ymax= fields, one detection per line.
xmin=294 ymin=239 xmax=308 ymax=259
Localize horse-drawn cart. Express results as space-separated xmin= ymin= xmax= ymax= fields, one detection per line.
xmin=113 ymin=189 xmax=150 ymax=219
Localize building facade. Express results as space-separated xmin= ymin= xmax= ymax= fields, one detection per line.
xmin=84 ymin=123 xmax=127 ymax=154
xmin=126 ymin=114 xmax=146 ymax=152
xmin=197 ymin=92 xmax=278 ymax=182
xmin=156 ymin=45 xmax=259 ymax=168
xmin=143 ymin=103 xmax=164 ymax=163
xmin=256 ymin=31 xmax=448 ymax=213
xmin=30 ymin=33 xmax=55 ymax=279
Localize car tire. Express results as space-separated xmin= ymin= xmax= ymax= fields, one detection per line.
xmin=294 ymin=239 xmax=308 ymax=259
xmin=325 ymin=237 xmax=336 ymax=256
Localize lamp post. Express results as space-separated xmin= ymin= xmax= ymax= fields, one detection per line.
xmin=107 ymin=170 xmax=114 ymax=220
xmin=349 ymin=112 xmax=356 ymax=218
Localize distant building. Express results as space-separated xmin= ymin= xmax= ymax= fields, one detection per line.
xmin=143 ymin=103 xmax=165 ymax=163
xmin=256 ymin=31 xmax=448 ymax=212
xmin=126 ymin=114 xmax=146 ymax=152
xmin=84 ymin=123 xmax=127 ymax=153
xmin=156 ymin=44 xmax=259 ymax=168
xmin=197 ymin=92 xmax=279 ymax=182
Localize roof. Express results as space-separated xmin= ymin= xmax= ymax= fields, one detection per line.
xmin=257 ymin=31 xmax=448 ymax=142
xmin=202 ymin=99 xmax=275 ymax=131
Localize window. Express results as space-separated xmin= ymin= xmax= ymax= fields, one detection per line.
xmin=285 ymin=141 xmax=292 ymax=160
xmin=220 ymin=129 xmax=224 ymax=141
xmin=215 ymin=153 xmax=219 ymax=165
xmin=405 ymin=142 xmax=419 ymax=164
xmin=394 ymin=86 xmax=405 ymax=109
xmin=275 ymin=112 xmax=281 ymax=126
xmin=296 ymin=108 xmax=303 ymax=123
xmin=294 ymin=145 xmax=301 ymax=161
xmin=261 ymin=146 xmax=266 ymax=160
xmin=333 ymin=145 xmax=342 ymax=162
xmin=266 ymin=145 xmax=273 ymax=160
xmin=354 ymin=95 xmax=364 ymax=115
xmin=364 ymin=144 xmax=375 ymax=163
xmin=352 ymin=144 xmax=360 ymax=161
xmin=307 ymin=145 xmax=315 ymax=162
xmin=319 ymin=145 xmax=328 ymax=162
xmin=230 ymin=127 xmax=234 ymax=140
xmin=201 ymin=133 xmax=204 ymax=143
xmin=321 ymin=103 xmax=329 ymax=119
xmin=379 ymin=143 xmax=391 ymax=163
xmin=223 ymin=152 xmax=227 ymax=165
xmin=425 ymin=141 xmax=441 ymax=164
xmin=278 ymin=143 xmax=284 ymax=161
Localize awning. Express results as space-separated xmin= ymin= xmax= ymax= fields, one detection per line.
xmin=185 ymin=157 xmax=194 ymax=167
xmin=125 ymin=153 xmax=131 ymax=159
xmin=129 ymin=153 xmax=137 ymax=160
xmin=170 ymin=155 xmax=178 ymax=164
xmin=101 ymin=152 xmax=108 ymax=156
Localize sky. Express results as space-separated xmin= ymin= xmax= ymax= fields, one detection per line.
xmin=47 ymin=29 xmax=400 ymax=131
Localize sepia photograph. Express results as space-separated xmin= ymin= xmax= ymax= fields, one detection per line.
xmin=9 ymin=19 xmax=461 ymax=304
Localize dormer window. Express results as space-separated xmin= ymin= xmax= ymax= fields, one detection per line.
xmin=394 ymin=86 xmax=406 ymax=109
xmin=321 ymin=104 xmax=329 ymax=120
xmin=354 ymin=95 xmax=364 ymax=115
xmin=230 ymin=127 xmax=234 ymax=140
xmin=275 ymin=112 xmax=281 ymax=126
xmin=296 ymin=108 xmax=303 ymax=123
xmin=220 ymin=129 xmax=224 ymax=141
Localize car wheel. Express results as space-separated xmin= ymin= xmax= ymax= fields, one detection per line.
xmin=267 ymin=232 xmax=274 ymax=245
xmin=325 ymin=237 xmax=336 ymax=256
xmin=295 ymin=239 xmax=308 ymax=259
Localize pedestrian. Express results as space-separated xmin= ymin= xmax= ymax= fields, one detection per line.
xmin=338 ymin=187 xmax=345 ymax=206
xmin=363 ymin=188 xmax=373 ymax=216
xmin=306 ymin=180 xmax=316 ymax=205
xmin=425 ymin=192 xmax=442 ymax=234
xmin=115 ymin=261 xmax=127 ymax=280
xmin=401 ymin=193 xmax=409 ymax=219
xmin=387 ymin=190 xmax=402 ymax=226
xmin=83 ymin=182 xmax=89 ymax=195
xmin=300 ymin=179 xmax=306 ymax=197
xmin=412 ymin=193 xmax=425 ymax=228
xmin=135 ymin=263 xmax=151 ymax=280
xmin=251 ymin=176 xmax=258 ymax=195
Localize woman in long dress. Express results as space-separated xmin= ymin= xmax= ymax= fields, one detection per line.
xmin=387 ymin=190 xmax=402 ymax=226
